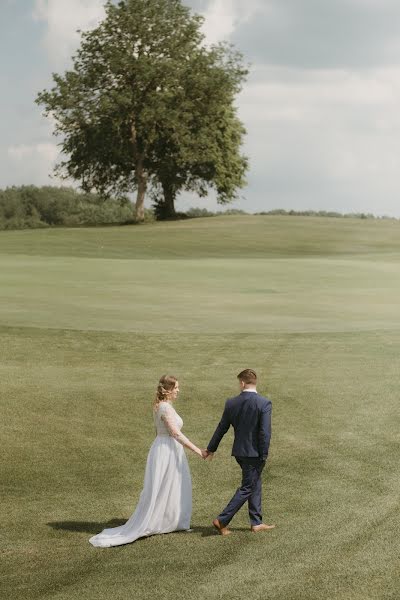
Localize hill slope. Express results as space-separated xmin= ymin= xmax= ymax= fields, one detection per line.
xmin=1 ymin=216 xmax=400 ymax=600
xmin=0 ymin=214 xmax=400 ymax=259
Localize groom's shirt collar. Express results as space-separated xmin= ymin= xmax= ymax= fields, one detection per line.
xmin=241 ymin=389 xmax=257 ymax=393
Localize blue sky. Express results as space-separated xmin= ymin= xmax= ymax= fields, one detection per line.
xmin=2 ymin=0 xmax=400 ymax=216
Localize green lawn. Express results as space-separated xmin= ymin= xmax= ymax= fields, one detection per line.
xmin=1 ymin=215 xmax=400 ymax=600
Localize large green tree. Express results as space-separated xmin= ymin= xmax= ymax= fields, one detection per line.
xmin=149 ymin=42 xmax=249 ymax=219
xmin=36 ymin=0 xmax=248 ymax=221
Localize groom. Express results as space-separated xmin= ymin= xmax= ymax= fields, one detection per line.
xmin=203 ymin=369 xmax=275 ymax=535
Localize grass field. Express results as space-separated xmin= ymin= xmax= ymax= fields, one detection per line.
xmin=1 ymin=215 xmax=400 ymax=600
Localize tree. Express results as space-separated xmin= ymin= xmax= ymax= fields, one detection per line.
xmin=149 ymin=42 xmax=248 ymax=219
xmin=36 ymin=0 xmax=248 ymax=221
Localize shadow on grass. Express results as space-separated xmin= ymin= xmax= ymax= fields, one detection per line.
xmin=47 ymin=518 xmax=127 ymax=534
xmin=47 ymin=520 xmax=251 ymax=537
xmin=189 ymin=525 xmax=251 ymax=537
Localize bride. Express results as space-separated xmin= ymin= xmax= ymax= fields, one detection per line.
xmin=89 ymin=375 xmax=204 ymax=547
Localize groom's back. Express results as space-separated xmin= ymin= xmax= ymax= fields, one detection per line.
xmin=227 ymin=391 xmax=272 ymax=458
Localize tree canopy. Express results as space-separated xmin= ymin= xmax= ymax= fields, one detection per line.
xmin=36 ymin=0 xmax=249 ymax=221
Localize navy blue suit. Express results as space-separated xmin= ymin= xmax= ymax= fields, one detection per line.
xmin=207 ymin=390 xmax=272 ymax=526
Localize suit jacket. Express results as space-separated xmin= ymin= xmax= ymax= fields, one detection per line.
xmin=207 ymin=391 xmax=272 ymax=459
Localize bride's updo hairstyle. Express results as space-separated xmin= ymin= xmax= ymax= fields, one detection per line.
xmin=153 ymin=375 xmax=178 ymax=409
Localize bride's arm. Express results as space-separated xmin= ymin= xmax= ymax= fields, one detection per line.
xmin=161 ymin=407 xmax=203 ymax=457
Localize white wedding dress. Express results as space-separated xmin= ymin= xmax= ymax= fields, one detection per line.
xmin=89 ymin=401 xmax=192 ymax=547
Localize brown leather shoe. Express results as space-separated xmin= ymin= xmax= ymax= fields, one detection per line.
xmin=250 ymin=523 xmax=276 ymax=533
xmin=213 ymin=518 xmax=232 ymax=536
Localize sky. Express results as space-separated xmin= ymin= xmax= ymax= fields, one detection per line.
xmin=2 ymin=0 xmax=400 ymax=216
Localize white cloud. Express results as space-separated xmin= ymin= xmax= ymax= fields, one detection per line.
xmin=1 ymin=0 xmax=396 ymax=216
xmin=33 ymin=0 xmax=105 ymax=68
xmin=231 ymin=0 xmax=400 ymax=70
xmin=235 ymin=65 xmax=400 ymax=215
xmin=8 ymin=142 xmax=58 ymax=162
xmin=6 ymin=142 xmax=64 ymax=186
xmin=17 ymin=1 xmax=106 ymax=186
xmin=201 ymin=0 xmax=263 ymax=44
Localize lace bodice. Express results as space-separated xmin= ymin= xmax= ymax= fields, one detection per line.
xmin=154 ymin=401 xmax=183 ymax=436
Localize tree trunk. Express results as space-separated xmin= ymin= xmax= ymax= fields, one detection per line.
xmin=131 ymin=120 xmax=147 ymax=222
xmin=135 ymin=156 xmax=147 ymax=222
xmin=161 ymin=181 xmax=176 ymax=219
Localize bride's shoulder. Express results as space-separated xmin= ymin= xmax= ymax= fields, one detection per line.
xmin=155 ymin=401 xmax=172 ymax=413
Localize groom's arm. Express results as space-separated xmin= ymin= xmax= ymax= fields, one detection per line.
xmin=259 ymin=402 xmax=272 ymax=460
xmin=207 ymin=401 xmax=231 ymax=453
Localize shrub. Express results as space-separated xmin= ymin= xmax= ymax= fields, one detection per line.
xmin=0 ymin=186 xmax=136 ymax=230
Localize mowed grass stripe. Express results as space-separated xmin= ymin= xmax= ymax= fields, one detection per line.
xmin=0 ymin=255 xmax=399 ymax=333
xmin=0 ymin=215 xmax=400 ymax=259
xmin=1 ymin=327 xmax=399 ymax=599
xmin=1 ymin=216 xmax=400 ymax=599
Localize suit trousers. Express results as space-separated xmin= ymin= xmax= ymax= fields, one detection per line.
xmin=218 ymin=457 xmax=266 ymax=527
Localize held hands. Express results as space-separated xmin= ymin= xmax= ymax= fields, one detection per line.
xmin=201 ymin=449 xmax=214 ymax=461
xmin=194 ymin=447 xmax=214 ymax=460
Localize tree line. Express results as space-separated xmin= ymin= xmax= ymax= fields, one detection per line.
xmin=0 ymin=186 xmax=143 ymax=230
xmin=0 ymin=186 xmax=393 ymax=230
xmin=185 ymin=208 xmax=393 ymax=220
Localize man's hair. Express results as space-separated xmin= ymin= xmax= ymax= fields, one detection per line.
xmin=237 ymin=369 xmax=257 ymax=384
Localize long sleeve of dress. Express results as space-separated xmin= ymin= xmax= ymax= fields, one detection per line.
xmin=159 ymin=403 xmax=200 ymax=454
